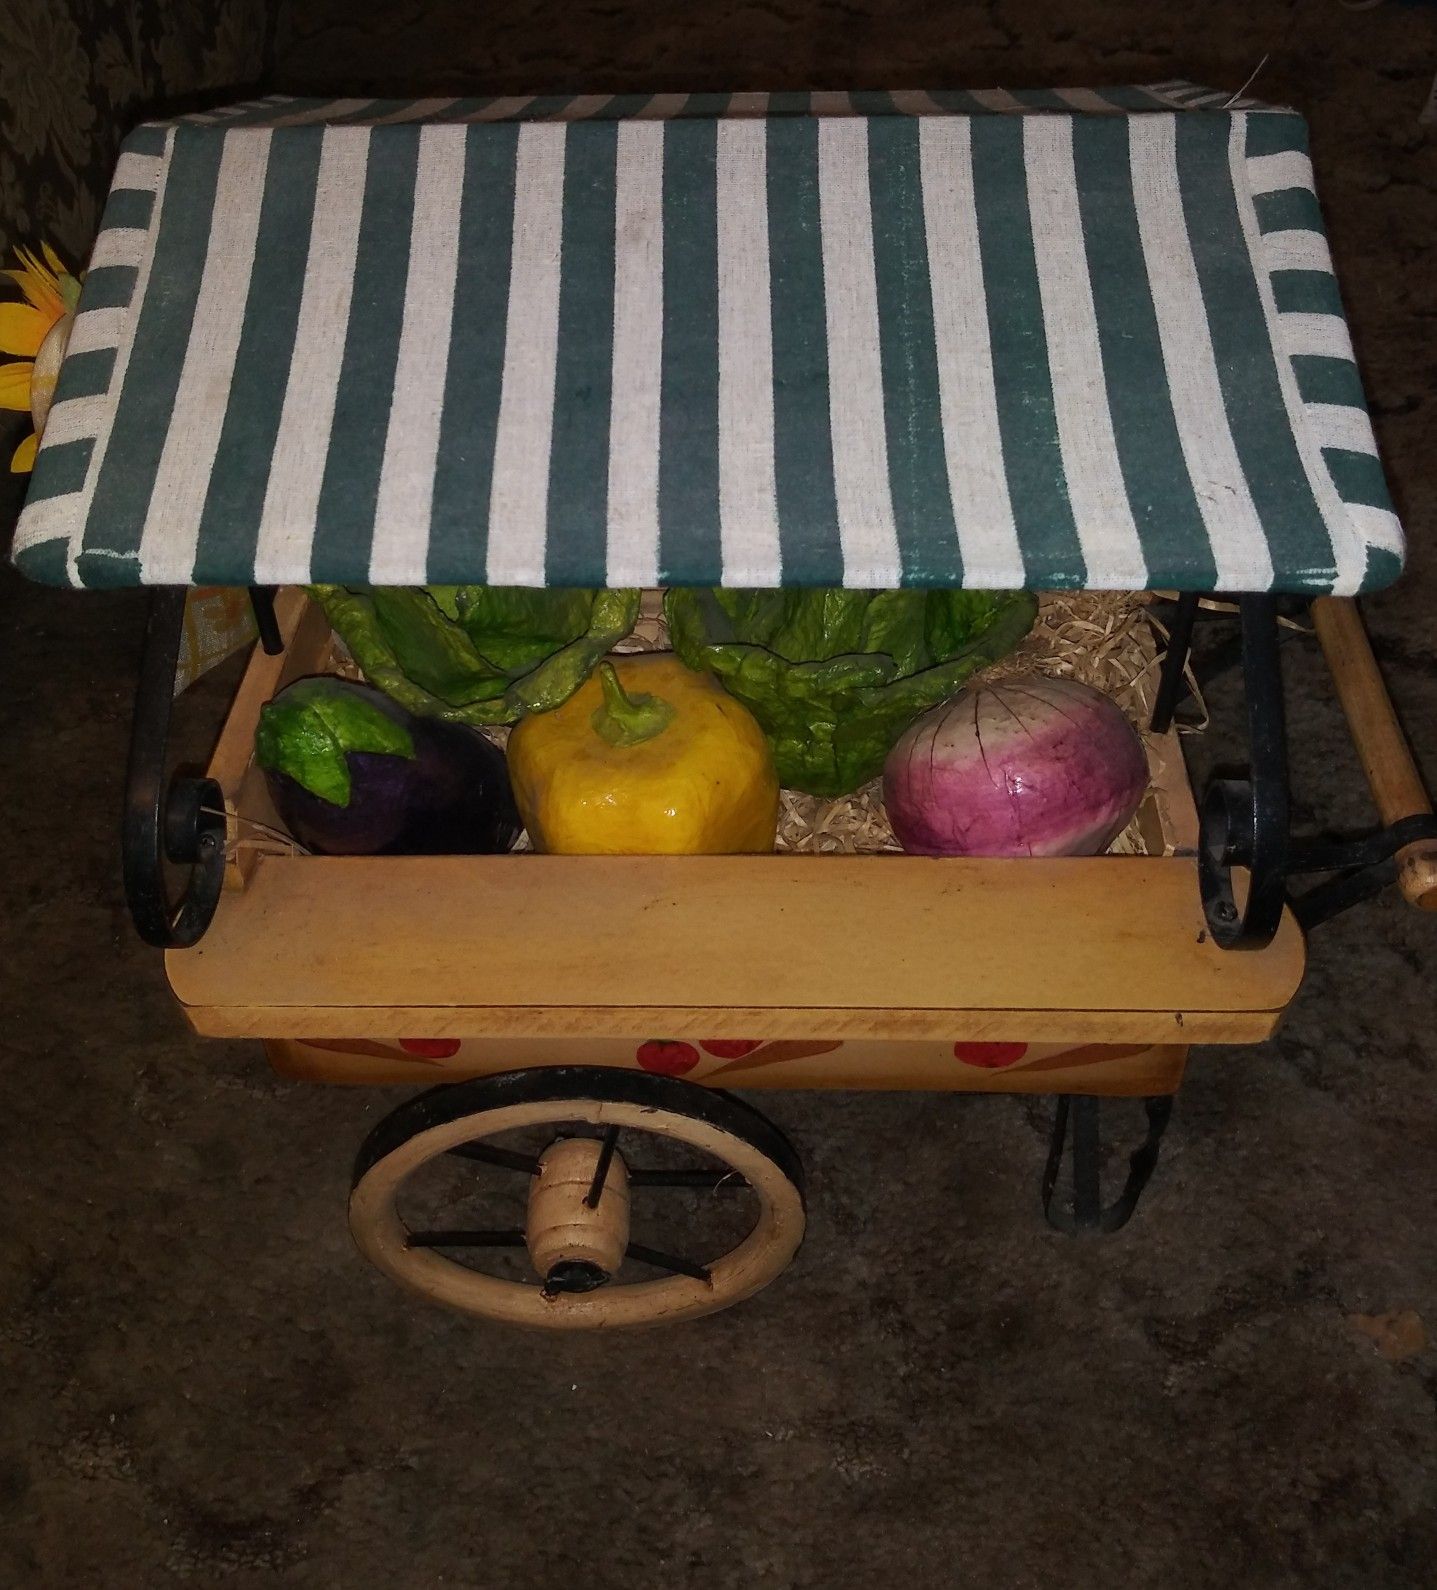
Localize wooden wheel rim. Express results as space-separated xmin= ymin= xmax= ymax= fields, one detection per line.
xmin=349 ymin=1072 xmax=805 ymax=1330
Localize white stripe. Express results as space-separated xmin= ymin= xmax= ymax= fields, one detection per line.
xmin=1128 ymin=115 xmax=1273 ymax=590
xmin=369 ymin=126 xmax=467 ymax=584
xmin=139 ymin=132 xmax=274 ymax=580
xmin=485 ymin=125 xmax=566 ymax=585
xmin=33 ymin=395 xmax=109 ymax=449
xmin=112 ymin=152 xmax=162 ymax=191
xmin=918 ymin=118 xmax=1024 ymax=585
xmin=66 ymin=127 xmax=176 ymax=584
xmin=368 ymin=97 xmax=461 ymax=124
xmin=1189 ymin=91 xmax=1235 ymax=107
xmin=604 ymin=121 xmax=665 ymax=586
xmin=86 ymin=227 xmax=148 ymax=273
xmin=886 ymin=90 xmax=948 ymax=117
xmin=725 ymin=92 xmax=771 ymax=117
xmin=633 ymin=93 xmax=690 ymax=119
xmin=715 ymin=119 xmax=781 ymax=584
xmin=809 ymin=91 xmax=852 ymax=116
xmin=1307 ymin=403 xmax=1378 ymax=456
xmin=14 ymin=496 xmax=81 ymax=547
xmin=464 ymin=95 xmax=536 ymax=122
xmin=1053 ymin=87 xmax=1123 ymax=113
xmin=817 ymin=119 xmax=902 ymax=586
xmin=269 ymin=98 xmax=375 ymax=126
xmin=1258 ymin=229 xmax=1333 ymax=274
xmin=1139 ymin=84 xmax=1191 ymax=108
xmin=65 ymin=307 xmax=126 ymax=356
xmin=968 ymin=88 xmax=1025 ymax=112
xmin=1025 ymin=117 xmax=1146 ymax=586
xmin=1246 ymin=150 xmax=1314 ymax=194
xmin=1278 ymin=312 xmax=1355 ymax=361
xmin=253 ymin=128 xmax=370 ymax=578
xmin=551 ymin=94 xmax=612 ymax=120
xmin=1345 ymin=503 xmax=1403 ymax=556
xmin=1228 ymin=116 xmax=1369 ymax=593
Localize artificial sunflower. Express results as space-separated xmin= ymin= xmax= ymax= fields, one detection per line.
xmin=1 ymin=243 xmax=82 ymax=472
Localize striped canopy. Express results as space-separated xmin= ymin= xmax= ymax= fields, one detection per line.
xmin=12 ymin=85 xmax=1402 ymax=595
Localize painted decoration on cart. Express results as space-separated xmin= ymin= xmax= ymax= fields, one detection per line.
xmin=12 ymin=86 xmax=1400 ymax=596
xmin=268 ymin=1033 xmax=1191 ymax=1096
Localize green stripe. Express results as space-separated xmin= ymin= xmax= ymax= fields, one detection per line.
xmin=50 ymin=345 xmax=115 ymax=406
xmin=1177 ymin=114 xmax=1332 ymax=585
xmin=1104 ymin=86 xmax=1179 ymax=110
xmin=26 ymin=438 xmax=93 ymax=502
xmin=765 ymin=116 xmax=840 ymax=584
xmin=12 ymin=536 xmax=72 ymax=585
xmin=1271 ymin=269 xmax=1343 ymax=316
xmin=680 ymin=93 xmax=732 ymax=118
xmin=428 ymin=123 xmax=521 ymax=584
xmin=546 ymin=121 xmax=618 ymax=585
xmin=1322 ymin=447 xmax=1393 ymax=511
xmin=520 ymin=95 xmax=579 ymax=119
xmin=657 ymin=118 xmax=722 ymax=583
xmin=121 ymin=124 xmax=167 ymax=158
xmin=847 ymin=90 xmax=897 ymax=115
xmin=922 ymin=91 xmax=991 ymax=113
xmin=102 ymin=188 xmax=154 ymax=229
xmin=866 ymin=116 xmax=962 ymax=586
xmin=1245 ymin=112 xmax=1308 ymax=159
xmin=1292 ymin=354 xmax=1366 ymax=409
xmin=309 ymin=125 xmax=420 ymax=582
xmin=1073 ymin=115 xmax=1215 ymax=587
xmin=79 ymin=126 xmax=223 ymax=584
xmin=194 ymin=125 xmax=324 ymax=584
xmin=1253 ymin=186 xmax=1323 ymax=234
xmin=1008 ymin=89 xmax=1067 ymax=108
xmin=767 ymin=91 xmax=810 ymax=115
xmin=1364 ymin=545 xmax=1403 ymax=590
xmin=969 ymin=115 xmax=1083 ymax=587
xmin=78 ymin=265 xmax=137 ymax=311
xmin=594 ymin=93 xmax=657 ymax=120
xmin=332 ymin=99 xmax=412 ymax=123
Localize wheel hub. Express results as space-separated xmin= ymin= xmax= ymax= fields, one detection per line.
xmin=526 ymin=1136 xmax=631 ymax=1292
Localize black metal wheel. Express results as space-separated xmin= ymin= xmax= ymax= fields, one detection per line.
xmin=348 ymin=1068 xmax=806 ymax=1329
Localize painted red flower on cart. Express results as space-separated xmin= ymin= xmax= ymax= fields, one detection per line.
xmin=399 ymin=1038 xmax=462 ymax=1059
xmin=636 ymin=1040 xmax=702 ymax=1075
xmin=952 ymin=1041 xmax=1029 ymax=1069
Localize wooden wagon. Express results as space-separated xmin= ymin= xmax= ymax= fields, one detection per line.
xmin=11 ymin=83 xmax=1432 ymax=1327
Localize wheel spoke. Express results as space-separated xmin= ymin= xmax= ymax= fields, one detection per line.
xmin=584 ymin=1125 xmax=621 ymax=1208
xmin=445 ymin=1142 xmax=540 ymax=1175
xmin=627 ymin=1168 xmax=748 ymax=1190
xmin=624 ymin=1242 xmax=712 ymax=1284
xmin=406 ymin=1228 xmax=527 ymax=1249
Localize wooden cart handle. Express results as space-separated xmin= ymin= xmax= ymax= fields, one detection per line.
xmin=1311 ymin=596 xmax=1437 ymax=911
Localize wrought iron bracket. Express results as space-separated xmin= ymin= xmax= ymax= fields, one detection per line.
xmin=1151 ymin=592 xmax=1429 ymax=946
xmin=1041 ymin=1095 xmax=1173 ymax=1234
xmin=122 ymin=586 xmax=283 ymax=948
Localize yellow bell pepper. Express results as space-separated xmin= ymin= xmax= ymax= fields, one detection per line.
xmin=507 ymin=653 xmax=779 ymax=854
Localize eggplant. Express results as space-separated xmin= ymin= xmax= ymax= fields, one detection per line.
xmin=255 ymin=677 xmax=520 ymax=856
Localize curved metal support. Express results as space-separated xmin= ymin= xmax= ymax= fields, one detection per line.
xmin=122 ymin=588 xmax=227 ymax=948
xmin=1042 ymin=1095 xmax=1173 ymax=1234
xmin=1197 ymin=594 xmax=1290 ymax=949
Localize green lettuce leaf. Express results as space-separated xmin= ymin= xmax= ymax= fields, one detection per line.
xmin=310 ymin=586 xmax=640 ymax=726
xmin=666 ymin=588 xmax=1037 ymax=795
xmin=254 ymin=678 xmax=415 ymax=806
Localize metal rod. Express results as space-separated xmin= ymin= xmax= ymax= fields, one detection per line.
xmin=624 ymin=1243 xmax=712 ymax=1284
xmin=248 ymin=585 xmax=284 ymax=655
xmin=1150 ymin=590 xmax=1199 ymax=734
xmin=405 ymin=1229 xmax=527 ymax=1249
xmin=445 ymin=1142 xmax=541 ymax=1175
xmin=584 ymin=1126 xmax=621 ymax=1209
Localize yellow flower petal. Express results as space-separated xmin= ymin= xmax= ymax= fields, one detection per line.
xmin=10 ymin=430 xmax=38 ymax=473
xmin=0 ymin=360 xmax=34 ymax=410
xmin=42 ymin=243 xmax=67 ymax=278
xmin=3 ymin=265 xmax=63 ymax=320
xmin=0 ymin=302 xmax=51 ymax=359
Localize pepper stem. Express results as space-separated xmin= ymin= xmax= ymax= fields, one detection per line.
xmin=591 ymin=662 xmax=676 ymax=748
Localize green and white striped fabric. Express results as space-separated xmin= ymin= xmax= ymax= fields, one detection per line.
xmin=12 ymin=85 xmax=1402 ymax=594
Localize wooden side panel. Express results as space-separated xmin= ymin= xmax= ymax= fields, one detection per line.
xmin=265 ymin=1035 xmax=1191 ymax=1097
